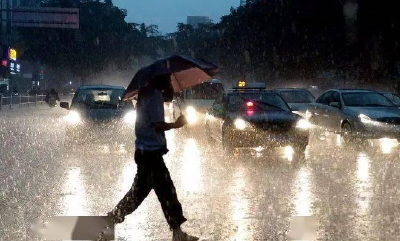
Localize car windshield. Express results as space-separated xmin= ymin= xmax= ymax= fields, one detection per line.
xmin=185 ymin=82 xmax=223 ymax=100
xmin=228 ymin=92 xmax=290 ymax=111
xmin=342 ymin=92 xmax=395 ymax=107
xmin=72 ymin=88 xmax=125 ymax=108
xmin=384 ymin=93 xmax=400 ymax=105
xmin=279 ymin=90 xmax=315 ymax=103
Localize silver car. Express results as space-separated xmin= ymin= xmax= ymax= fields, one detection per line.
xmin=307 ymin=89 xmax=400 ymax=142
xmin=171 ymin=79 xmax=224 ymax=126
xmin=276 ymin=88 xmax=315 ymax=117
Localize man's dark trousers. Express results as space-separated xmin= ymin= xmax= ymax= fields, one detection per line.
xmin=115 ymin=149 xmax=187 ymax=229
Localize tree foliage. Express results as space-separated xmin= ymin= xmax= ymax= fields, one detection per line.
xmin=15 ymin=0 xmax=400 ymax=86
xmin=171 ymin=0 xmax=400 ymax=84
xmin=16 ymin=0 xmax=168 ymax=81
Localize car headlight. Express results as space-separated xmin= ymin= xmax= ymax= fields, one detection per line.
xmin=64 ymin=110 xmax=81 ymax=125
xmin=234 ymin=118 xmax=247 ymax=130
xmin=296 ymin=119 xmax=312 ymax=129
xmin=359 ymin=114 xmax=372 ymax=124
xmin=186 ymin=106 xmax=197 ymax=124
xmin=124 ymin=110 xmax=136 ymax=124
xmin=305 ymin=110 xmax=312 ymax=119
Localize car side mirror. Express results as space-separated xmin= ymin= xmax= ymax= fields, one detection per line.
xmin=60 ymin=102 xmax=70 ymax=110
xmin=212 ymin=104 xmax=222 ymax=111
xmin=212 ymin=104 xmax=225 ymax=116
xmin=329 ymin=102 xmax=341 ymax=108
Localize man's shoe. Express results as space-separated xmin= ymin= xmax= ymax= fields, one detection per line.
xmin=107 ymin=209 xmax=125 ymax=224
xmin=172 ymin=230 xmax=199 ymax=241
xmin=96 ymin=231 xmax=108 ymax=241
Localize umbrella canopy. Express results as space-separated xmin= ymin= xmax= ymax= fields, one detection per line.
xmin=124 ymin=55 xmax=219 ymax=100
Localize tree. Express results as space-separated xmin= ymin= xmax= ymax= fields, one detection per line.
xmin=16 ymin=0 xmax=170 ymax=82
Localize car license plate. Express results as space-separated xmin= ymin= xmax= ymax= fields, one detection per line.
xmin=266 ymin=134 xmax=290 ymax=142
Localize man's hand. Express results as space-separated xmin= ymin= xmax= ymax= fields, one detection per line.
xmin=174 ymin=115 xmax=187 ymax=129
xmin=154 ymin=115 xmax=187 ymax=132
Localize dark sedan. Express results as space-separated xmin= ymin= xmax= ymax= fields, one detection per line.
xmin=205 ymin=89 xmax=310 ymax=153
xmin=60 ymin=85 xmax=136 ymax=147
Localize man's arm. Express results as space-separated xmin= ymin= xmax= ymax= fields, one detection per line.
xmin=154 ymin=115 xmax=187 ymax=132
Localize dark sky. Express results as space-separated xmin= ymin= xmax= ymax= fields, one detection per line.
xmin=112 ymin=0 xmax=240 ymax=34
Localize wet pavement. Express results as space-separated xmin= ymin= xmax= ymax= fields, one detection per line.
xmin=1 ymin=106 xmax=400 ymax=240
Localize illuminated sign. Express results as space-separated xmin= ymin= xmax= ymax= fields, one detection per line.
xmin=238 ymin=80 xmax=246 ymax=88
xmin=8 ymin=48 xmax=17 ymax=61
xmin=10 ymin=62 xmax=15 ymax=74
xmin=9 ymin=61 xmax=20 ymax=74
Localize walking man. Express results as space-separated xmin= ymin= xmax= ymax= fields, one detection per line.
xmin=108 ymin=75 xmax=198 ymax=241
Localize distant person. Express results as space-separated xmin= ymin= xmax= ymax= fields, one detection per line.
xmin=13 ymin=87 xmax=19 ymax=96
xmin=45 ymin=88 xmax=60 ymax=107
xmin=107 ymin=74 xmax=198 ymax=241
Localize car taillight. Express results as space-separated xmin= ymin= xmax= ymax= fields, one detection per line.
xmin=246 ymin=101 xmax=254 ymax=108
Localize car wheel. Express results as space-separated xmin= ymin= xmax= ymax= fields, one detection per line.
xmin=341 ymin=122 xmax=356 ymax=143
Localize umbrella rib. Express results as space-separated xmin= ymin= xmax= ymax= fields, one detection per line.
xmin=172 ymin=72 xmax=184 ymax=92
xmin=172 ymin=72 xmax=184 ymax=114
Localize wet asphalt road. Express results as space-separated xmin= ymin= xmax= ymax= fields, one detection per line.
xmin=1 ymin=106 xmax=400 ymax=240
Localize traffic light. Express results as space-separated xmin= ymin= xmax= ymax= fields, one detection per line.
xmin=0 ymin=60 xmax=8 ymax=78
xmin=40 ymin=67 xmax=45 ymax=80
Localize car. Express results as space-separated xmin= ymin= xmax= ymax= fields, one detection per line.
xmin=380 ymin=92 xmax=400 ymax=106
xmin=307 ymin=89 xmax=400 ymax=143
xmin=205 ymin=82 xmax=310 ymax=153
xmin=172 ymin=79 xmax=224 ymax=126
xmin=275 ymin=88 xmax=316 ymax=117
xmin=60 ymin=85 xmax=136 ymax=147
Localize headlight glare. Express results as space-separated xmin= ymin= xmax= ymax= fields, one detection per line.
xmin=124 ymin=111 xmax=136 ymax=124
xmin=186 ymin=106 xmax=197 ymax=124
xmin=296 ymin=119 xmax=312 ymax=129
xmin=359 ymin=114 xmax=372 ymax=124
xmin=234 ymin=118 xmax=247 ymax=130
xmin=65 ymin=110 xmax=81 ymax=125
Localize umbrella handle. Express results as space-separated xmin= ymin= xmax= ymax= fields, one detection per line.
xmin=176 ymin=97 xmax=185 ymax=117
xmin=177 ymin=98 xmax=183 ymax=116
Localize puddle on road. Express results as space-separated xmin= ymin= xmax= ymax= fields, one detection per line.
xmin=293 ymin=167 xmax=313 ymax=217
xmin=181 ymin=138 xmax=203 ymax=193
xmin=355 ymin=152 xmax=372 ymax=213
xmin=229 ymin=167 xmax=252 ymax=241
xmin=59 ymin=167 xmax=90 ymax=216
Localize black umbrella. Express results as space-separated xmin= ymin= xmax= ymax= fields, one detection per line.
xmin=124 ymin=55 xmax=219 ymax=100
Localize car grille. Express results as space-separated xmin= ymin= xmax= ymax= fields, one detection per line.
xmin=377 ymin=117 xmax=400 ymax=125
xmin=254 ymin=122 xmax=293 ymax=132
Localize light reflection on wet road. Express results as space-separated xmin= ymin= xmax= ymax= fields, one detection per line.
xmin=1 ymin=107 xmax=400 ymax=240
xmin=293 ymin=166 xmax=313 ymax=217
